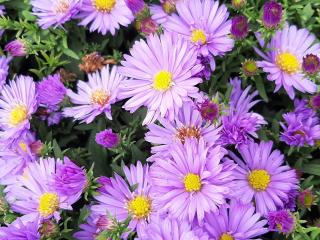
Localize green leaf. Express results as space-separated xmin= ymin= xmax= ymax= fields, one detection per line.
xmin=63 ymin=48 xmax=79 ymax=60
xmin=300 ymin=164 xmax=320 ymax=176
xmin=254 ymin=76 xmax=269 ymax=102
xmin=53 ymin=139 xmax=64 ymax=159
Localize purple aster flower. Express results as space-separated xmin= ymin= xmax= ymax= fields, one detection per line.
xmin=37 ymin=73 xmax=66 ymax=107
xmin=228 ymin=141 xmax=299 ymax=215
xmin=95 ymin=129 xmax=119 ymax=148
xmin=118 ymin=32 xmax=203 ymax=125
xmin=255 ymin=25 xmax=320 ymax=99
xmin=283 ymin=188 xmax=299 ymax=211
xmin=54 ymin=157 xmax=87 ymax=204
xmin=0 ymin=216 xmax=40 ymax=240
xmin=77 ymin=0 xmax=134 ymax=35
xmin=0 ymin=75 xmax=38 ymax=144
xmin=262 ymin=1 xmax=283 ymax=28
xmin=302 ymin=54 xmax=320 ymax=74
xmin=91 ymin=162 xmax=156 ymax=237
xmin=268 ymin=210 xmax=295 ymax=234
xmin=310 ymin=94 xmax=320 ymax=110
xmin=124 ymin=0 xmax=144 ymax=15
xmin=4 ymin=39 xmax=27 ymax=57
xmin=220 ymin=78 xmax=266 ymax=146
xmin=204 ymin=200 xmax=268 ymax=239
xmin=5 ymin=158 xmax=75 ymax=222
xmin=73 ymin=212 xmax=113 ymax=240
xmin=63 ymin=65 xmax=125 ymax=123
xmin=150 ymin=138 xmax=235 ymax=223
xmin=0 ymin=56 xmax=11 ymax=90
xmin=31 ymin=0 xmax=82 ymax=29
xmin=196 ymin=98 xmax=220 ymax=122
xmin=139 ymin=214 xmax=206 ymax=240
xmin=231 ymin=15 xmax=249 ymax=39
xmin=145 ymin=101 xmax=220 ymax=156
xmin=162 ymin=0 xmax=234 ymax=68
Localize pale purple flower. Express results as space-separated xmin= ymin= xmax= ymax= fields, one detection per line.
xmin=204 ymin=200 xmax=268 ymax=239
xmin=150 ymin=138 xmax=235 ymax=223
xmin=63 ymin=65 xmax=125 ymax=123
xmin=31 ymin=0 xmax=82 ymax=29
xmin=0 ymin=56 xmax=11 ymax=90
xmin=4 ymin=39 xmax=27 ymax=57
xmin=77 ymin=0 xmax=134 ymax=35
xmin=255 ymin=25 xmax=320 ymax=99
xmin=95 ymin=129 xmax=119 ymax=148
xmin=220 ymin=78 xmax=266 ymax=146
xmin=145 ymin=101 xmax=220 ymax=156
xmin=228 ymin=141 xmax=299 ymax=215
xmin=268 ymin=210 xmax=295 ymax=234
xmin=0 ymin=76 xmax=38 ymax=144
xmin=118 ymin=32 xmax=203 ymax=125
xmin=162 ymin=0 xmax=234 ymax=69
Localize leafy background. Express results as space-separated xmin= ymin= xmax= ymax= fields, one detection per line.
xmin=0 ymin=0 xmax=319 ymax=239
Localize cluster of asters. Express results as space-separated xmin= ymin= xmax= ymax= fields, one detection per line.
xmin=0 ymin=0 xmax=319 ymax=239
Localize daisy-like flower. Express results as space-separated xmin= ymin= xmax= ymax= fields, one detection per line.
xmin=220 ymin=78 xmax=266 ymax=146
xmin=95 ymin=129 xmax=119 ymax=148
xmin=31 ymin=0 xmax=82 ymax=29
xmin=118 ymin=32 xmax=203 ymax=125
xmin=77 ymin=0 xmax=134 ymax=35
xmin=0 ymin=216 xmax=40 ymax=240
xmin=145 ymin=101 xmax=220 ymax=156
xmin=150 ymin=138 xmax=235 ymax=223
xmin=0 ymin=56 xmax=11 ymax=90
xmin=267 ymin=210 xmax=295 ymax=234
xmin=204 ymin=200 xmax=268 ymax=240
xmin=162 ymin=0 xmax=234 ymax=67
xmin=91 ymin=162 xmax=155 ymax=237
xmin=228 ymin=141 xmax=298 ymax=215
xmin=73 ymin=212 xmax=113 ymax=240
xmin=139 ymin=214 xmax=207 ymax=240
xmin=63 ymin=65 xmax=125 ymax=123
xmin=0 ymin=75 xmax=37 ymax=144
xmin=255 ymin=25 xmax=320 ymax=99
xmin=5 ymin=158 xmax=76 ymax=221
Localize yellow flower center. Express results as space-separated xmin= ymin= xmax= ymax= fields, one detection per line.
xmin=248 ymin=169 xmax=271 ymax=191
xmin=275 ymin=52 xmax=300 ymax=74
xmin=191 ymin=29 xmax=207 ymax=45
xmin=184 ymin=173 xmax=201 ymax=192
xmin=10 ymin=105 xmax=28 ymax=126
xmin=38 ymin=193 xmax=59 ymax=217
xmin=220 ymin=233 xmax=234 ymax=240
xmin=176 ymin=126 xmax=201 ymax=144
xmin=91 ymin=89 xmax=110 ymax=106
xmin=93 ymin=0 xmax=116 ymax=12
xmin=127 ymin=195 xmax=151 ymax=219
xmin=55 ymin=0 xmax=70 ymax=13
xmin=153 ymin=70 xmax=172 ymax=91
xmin=19 ymin=142 xmax=28 ymax=152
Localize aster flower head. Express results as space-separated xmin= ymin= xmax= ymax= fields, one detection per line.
xmin=95 ymin=128 xmax=119 ymax=148
xmin=140 ymin=214 xmax=206 ymax=240
xmin=150 ymin=138 xmax=235 ymax=223
xmin=54 ymin=157 xmax=87 ymax=204
xmin=228 ymin=141 xmax=299 ymax=215
xmin=77 ymin=0 xmax=134 ymax=35
xmin=63 ymin=65 xmax=125 ymax=123
xmin=0 ymin=75 xmax=37 ymax=144
xmin=262 ymin=1 xmax=283 ymax=28
xmin=37 ymin=73 xmax=66 ymax=107
xmin=231 ymin=15 xmax=249 ymax=39
xmin=232 ymin=0 xmax=246 ymax=9
xmin=140 ymin=17 xmax=159 ymax=35
xmin=39 ymin=220 xmax=60 ymax=239
xmin=298 ymin=189 xmax=316 ymax=209
xmin=145 ymin=101 xmax=220 ymax=156
xmin=79 ymin=52 xmax=108 ymax=74
xmin=303 ymin=54 xmax=320 ymax=74
xmin=310 ymin=94 xmax=320 ymax=110
xmin=5 ymin=158 xmax=76 ymax=221
xmin=0 ymin=216 xmax=40 ymax=240
xmin=255 ymin=25 xmax=320 ymax=99
xmin=162 ymin=0 xmax=234 ymax=66
xmin=0 ymin=56 xmax=11 ymax=90
xmin=73 ymin=212 xmax=113 ymax=240
xmin=4 ymin=39 xmax=27 ymax=57
xmin=242 ymin=59 xmax=259 ymax=77
xmin=118 ymin=32 xmax=203 ymax=125
xmin=220 ymin=78 xmax=266 ymax=146
xmin=204 ymin=200 xmax=268 ymax=240
xmin=196 ymin=97 xmax=220 ymax=122
xmin=268 ymin=210 xmax=295 ymax=234
xmin=31 ymin=0 xmax=82 ymax=29
xmin=91 ymin=162 xmax=155 ymax=237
